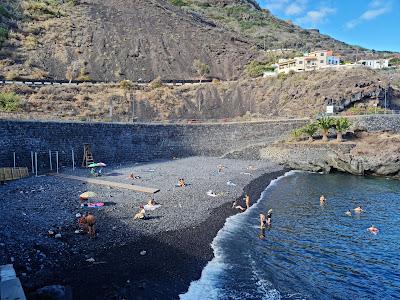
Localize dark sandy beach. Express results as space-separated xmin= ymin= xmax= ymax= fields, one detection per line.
xmin=0 ymin=157 xmax=284 ymax=299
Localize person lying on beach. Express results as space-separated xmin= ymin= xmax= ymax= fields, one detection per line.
xmin=147 ymin=198 xmax=159 ymax=206
xmin=134 ymin=205 xmax=146 ymax=220
xmin=345 ymin=209 xmax=352 ymax=216
xmin=368 ymin=225 xmax=379 ymax=234
xmin=207 ymin=190 xmax=217 ymax=197
xmin=320 ymin=195 xmax=326 ymax=205
xmin=128 ymin=173 xmax=141 ymax=180
xmin=232 ymin=200 xmax=246 ymax=212
xmin=178 ymin=178 xmax=186 ymax=187
xmin=354 ymin=206 xmax=363 ymax=213
xmin=217 ymin=164 xmax=225 ymax=173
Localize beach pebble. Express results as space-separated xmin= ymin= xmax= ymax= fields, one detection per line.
xmin=140 ymin=250 xmax=146 ymax=256
xmin=86 ymin=257 xmax=95 ymax=262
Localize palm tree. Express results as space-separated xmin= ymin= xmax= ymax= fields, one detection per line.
xmin=302 ymin=122 xmax=318 ymax=142
xmin=334 ymin=117 xmax=351 ymax=142
xmin=317 ymin=116 xmax=334 ymax=142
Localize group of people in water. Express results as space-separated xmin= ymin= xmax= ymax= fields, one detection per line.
xmin=320 ymin=195 xmax=379 ymax=234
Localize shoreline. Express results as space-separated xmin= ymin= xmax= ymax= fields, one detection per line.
xmin=58 ymin=170 xmax=287 ymax=299
xmin=0 ymin=157 xmax=284 ymax=299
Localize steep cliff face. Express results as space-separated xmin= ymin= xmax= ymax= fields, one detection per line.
xmin=1 ymin=0 xmax=260 ymax=81
xmin=0 ymin=0 xmax=395 ymax=82
xmin=1 ymin=68 xmax=397 ymax=122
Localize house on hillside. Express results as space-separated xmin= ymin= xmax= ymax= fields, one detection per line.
xmin=277 ymin=50 xmax=341 ymax=74
xmin=358 ymin=59 xmax=389 ymax=69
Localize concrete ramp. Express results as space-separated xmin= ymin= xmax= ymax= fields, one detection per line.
xmin=0 ymin=264 xmax=26 ymax=300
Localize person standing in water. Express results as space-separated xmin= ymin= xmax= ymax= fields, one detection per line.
xmin=266 ymin=209 xmax=273 ymax=226
xmin=320 ymin=195 xmax=326 ymax=205
xmin=245 ymin=194 xmax=251 ymax=210
xmin=260 ymin=213 xmax=266 ymax=229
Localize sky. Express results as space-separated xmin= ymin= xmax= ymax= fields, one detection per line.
xmin=257 ymin=0 xmax=400 ymax=52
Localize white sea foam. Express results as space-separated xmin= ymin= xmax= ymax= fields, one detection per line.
xmin=180 ymin=171 xmax=296 ymax=300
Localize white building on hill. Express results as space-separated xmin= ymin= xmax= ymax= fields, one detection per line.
xmin=358 ymin=59 xmax=389 ymax=69
xmin=277 ymin=50 xmax=341 ymax=74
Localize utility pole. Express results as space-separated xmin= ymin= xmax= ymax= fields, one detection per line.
xmin=384 ymin=88 xmax=387 ymax=114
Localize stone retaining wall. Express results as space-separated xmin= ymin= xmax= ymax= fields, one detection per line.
xmin=0 ymin=119 xmax=307 ymax=169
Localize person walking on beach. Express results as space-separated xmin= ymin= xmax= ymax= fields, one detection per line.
xmin=86 ymin=212 xmax=96 ymax=239
xmin=232 ymin=194 xmax=251 ymax=212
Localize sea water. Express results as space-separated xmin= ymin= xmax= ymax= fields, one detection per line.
xmin=180 ymin=172 xmax=400 ymax=300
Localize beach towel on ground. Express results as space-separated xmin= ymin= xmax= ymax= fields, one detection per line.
xmin=144 ymin=204 xmax=161 ymax=211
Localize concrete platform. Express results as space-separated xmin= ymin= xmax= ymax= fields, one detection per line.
xmin=0 ymin=264 xmax=26 ymax=300
xmin=52 ymin=173 xmax=160 ymax=194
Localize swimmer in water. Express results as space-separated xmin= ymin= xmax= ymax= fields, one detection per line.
xmin=320 ymin=195 xmax=326 ymax=205
xmin=266 ymin=209 xmax=273 ymax=226
xmin=368 ymin=225 xmax=379 ymax=234
xmin=260 ymin=213 xmax=266 ymax=229
xmin=258 ymin=227 xmax=266 ymax=239
xmin=345 ymin=209 xmax=352 ymax=216
xmin=354 ymin=206 xmax=363 ymax=213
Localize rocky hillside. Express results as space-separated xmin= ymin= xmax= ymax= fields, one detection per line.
xmin=1 ymin=68 xmax=398 ymax=122
xmin=0 ymin=0 xmax=396 ymax=82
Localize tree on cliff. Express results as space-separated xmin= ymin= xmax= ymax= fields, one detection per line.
xmin=317 ymin=116 xmax=334 ymax=142
xmin=302 ymin=122 xmax=318 ymax=142
xmin=193 ymin=59 xmax=210 ymax=83
xmin=334 ymin=117 xmax=351 ymax=142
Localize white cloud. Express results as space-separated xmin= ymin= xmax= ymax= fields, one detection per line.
xmin=261 ymin=0 xmax=307 ymax=16
xmin=285 ymin=1 xmax=308 ymax=16
xmin=297 ymin=7 xmax=336 ymax=25
xmin=345 ymin=0 xmax=392 ymax=29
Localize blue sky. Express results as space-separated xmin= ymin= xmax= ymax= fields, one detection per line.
xmin=257 ymin=0 xmax=400 ymax=52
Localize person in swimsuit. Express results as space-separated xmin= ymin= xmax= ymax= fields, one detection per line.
xmin=320 ymin=195 xmax=326 ymax=205
xmin=134 ymin=205 xmax=146 ymax=220
xmin=178 ymin=178 xmax=186 ymax=187
xmin=368 ymin=225 xmax=379 ymax=234
xmin=345 ymin=209 xmax=352 ymax=216
xmin=354 ymin=206 xmax=363 ymax=213
xmin=266 ymin=209 xmax=273 ymax=226
xmin=260 ymin=213 xmax=266 ymax=229
xmin=86 ymin=212 xmax=96 ymax=238
xmin=245 ymin=194 xmax=251 ymax=210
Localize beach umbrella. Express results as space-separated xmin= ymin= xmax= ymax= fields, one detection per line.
xmin=88 ymin=163 xmax=97 ymax=168
xmin=80 ymin=191 xmax=97 ymax=199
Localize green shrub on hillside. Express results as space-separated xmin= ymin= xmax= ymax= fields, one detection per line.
xmin=245 ymin=60 xmax=275 ymax=77
xmin=169 ymin=0 xmax=188 ymax=7
xmin=389 ymin=57 xmax=400 ymax=67
xmin=0 ymin=92 xmax=20 ymax=112
xmin=0 ymin=26 xmax=8 ymax=48
xmin=0 ymin=5 xmax=11 ymax=18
